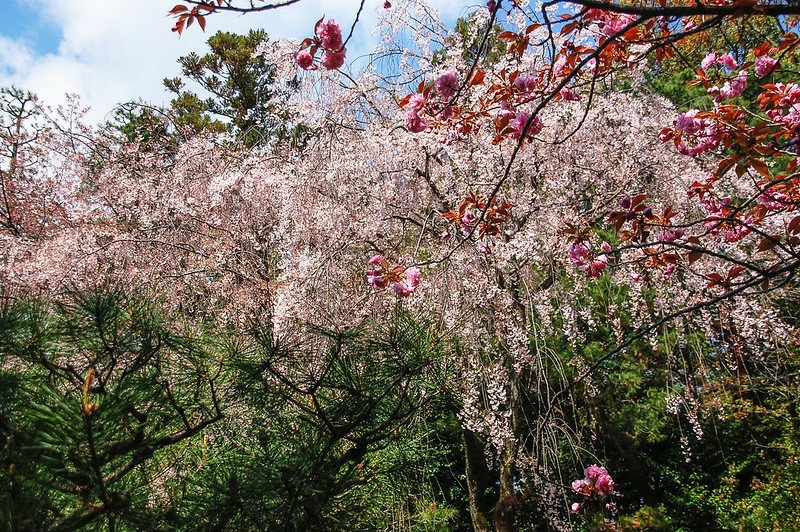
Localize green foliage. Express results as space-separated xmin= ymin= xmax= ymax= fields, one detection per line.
xmin=164 ymin=30 xmax=313 ymax=148
xmin=432 ymin=14 xmax=508 ymax=68
xmin=160 ymin=309 xmax=465 ymax=529
xmin=0 ymin=288 xmax=223 ymax=530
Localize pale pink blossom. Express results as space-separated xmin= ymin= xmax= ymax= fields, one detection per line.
xmin=712 ymin=70 xmax=747 ymax=102
xmin=408 ymin=93 xmax=426 ymax=112
xmin=773 ymin=83 xmax=800 ymax=107
xmin=572 ymin=478 xmax=589 ymax=494
xmin=674 ymin=109 xmax=721 ymax=156
xmin=393 ymin=266 xmax=421 ymax=297
xmin=553 ymin=57 xmax=570 ymax=77
xmin=754 ymin=55 xmax=778 ymax=77
xmin=700 ymin=52 xmax=716 ymax=70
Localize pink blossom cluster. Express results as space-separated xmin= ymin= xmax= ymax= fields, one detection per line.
xmin=701 ymin=52 xmax=738 ymax=71
xmin=674 ymin=109 xmax=721 ymax=156
xmin=405 ymin=93 xmax=428 ymax=133
xmin=585 ymin=9 xmax=636 ymax=36
xmin=764 ymin=84 xmax=800 ymax=145
xmin=317 ymin=19 xmax=346 ymax=69
xmin=702 ymin=197 xmax=753 ymax=243
xmin=461 ymin=209 xmax=477 ymax=232
xmin=759 ymin=186 xmax=791 ymax=210
xmin=767 ymin=103 xmax=800 ymax=129
xmin=754 ymin=55 xmax=778 ymax=77
xmin=571 ymin=464 xmax=615 ymax=509
xmin=559 ymin=86 xmax=581 ymax=101
xmin=366 ymin=255 xmax=421 ymax=297
xmin=511 ymin=112 xmax=544 ymax=140
xmin=657 ymin=227 xmax=685 ymax=242
xmin=435 ymin=71 xmax=459 ymax=101
xmin=295 ymin=19 xmax=346 ymax=71
xmin=708 ymin=70 xmax=748 ymax=103
xmin=601 ymin=14 xmax=636 ymax=36
xmin=568 ymin=241 xmax=609 ymax=278
xmin=513 ymin=74 xmax=538 ymax=94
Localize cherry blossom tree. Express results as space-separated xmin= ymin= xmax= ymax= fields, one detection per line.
xmin=2 ymin=0 xmax=800 ymax=527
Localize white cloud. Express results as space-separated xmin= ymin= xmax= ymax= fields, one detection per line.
xmin=0 ymin=0 xmax=465 ymax=123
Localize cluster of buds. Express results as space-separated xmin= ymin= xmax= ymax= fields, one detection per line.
xmin=570 ymin=464 xmax=615 ymax=513
xmin=366 ymin=255 xmax=421 ymax=297
xmin=295 ymin=18 xmax=346 ymax=71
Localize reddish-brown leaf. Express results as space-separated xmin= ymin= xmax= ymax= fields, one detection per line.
xmin=756 ymin=237 xmax=776 ymax=253
xmin=469 ymin=71 xmax=486 ymax=87
xmin=750 ymin=158 xmax=770 ymax=178
xmin=728 ymin=266 xmax=746 ymax=279
xmin=789 ymin=215 xmax=800 ymax=235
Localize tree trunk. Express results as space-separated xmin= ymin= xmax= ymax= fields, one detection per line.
xmin=464 ymin=429 xmax=494 ymax=532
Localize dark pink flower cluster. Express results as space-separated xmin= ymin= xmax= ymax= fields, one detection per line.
xmin=295 ymin=18 xmax=347 ymax=71
xmin=674 ymin=109 xmax=721 ymax=156
xmin=569 ymin=241 xmax=609 ymax=278
xmin=585 ymin=9 xmax=635 ymax=36
xmin=403 ymin=71 xmax=460 ymax=133
xmin=510 ymin=112 xmax=544 ymax=140
xmin=559 ymin=86 xmax=581 ymax=101
xmin=513 ymin=74 xmax=538 ymax=94
xmin=366 ymin=255 xmax=421 ymax=297
xmin=405 ymin=94 xmax=428 ymax=133
xmin=701 ymin=197 xmax=753 ymax=243
xmin=758 ymin=187 xmax=790 ymax=210
xmin=435 ymin=71 xmax=459 ymax=101
xmin=570 ymin=464 xmax=614 ymax=512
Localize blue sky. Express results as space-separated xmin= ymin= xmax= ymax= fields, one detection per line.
xmin=0 ymin=0 xmax=467 ymax=123
xmin=0 ymin=1 xmax=60 ymax=57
